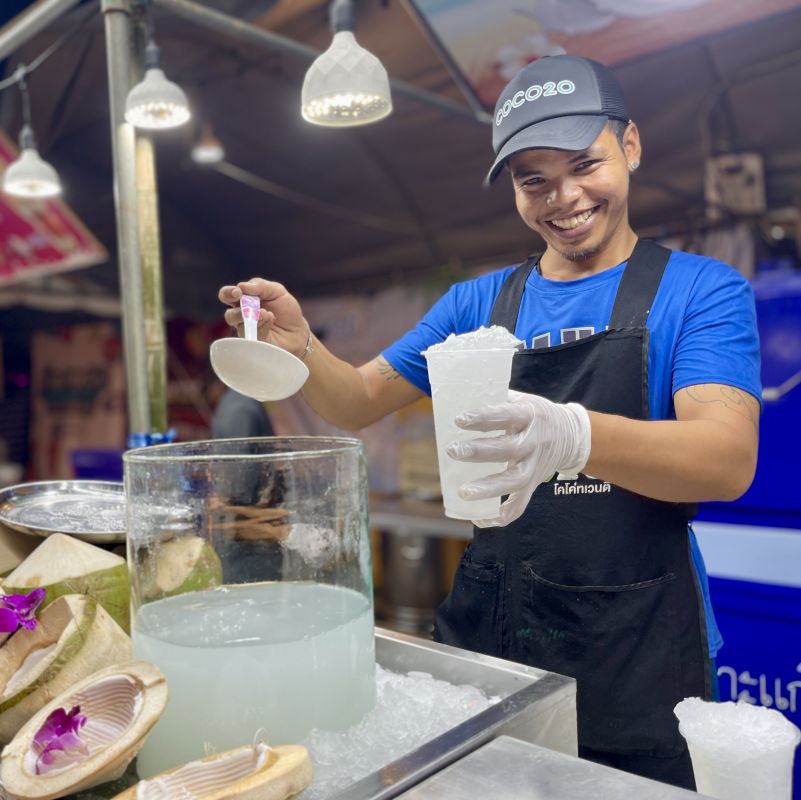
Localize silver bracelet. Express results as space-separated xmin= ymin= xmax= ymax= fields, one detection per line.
xmin=300 ymin=328 xmax=314 ymax=361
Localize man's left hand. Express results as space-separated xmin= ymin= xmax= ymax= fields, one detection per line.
xmin=446 ymin=390 xmax=592 ymax=528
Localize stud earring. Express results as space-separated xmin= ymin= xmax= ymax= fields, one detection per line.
xmin=629 ymin=160 xmax=639 ymax=171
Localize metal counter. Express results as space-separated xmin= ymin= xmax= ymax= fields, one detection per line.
xmin=396 ymin=736 xmax=710 ymax=799
xmin=370 ymin=494 xmax=472 ymax=540
xmin=331 ymin=629 xmax=577 ymax=800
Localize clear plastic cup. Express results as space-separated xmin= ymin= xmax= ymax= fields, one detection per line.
xmin=422 ymin=327 xmax=522 ymax=520
xmin=675 ymin=697 xmax=801 ymax=799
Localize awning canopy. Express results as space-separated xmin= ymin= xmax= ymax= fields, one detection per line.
xmin=1 ymin=0 xmax=799 ymax=318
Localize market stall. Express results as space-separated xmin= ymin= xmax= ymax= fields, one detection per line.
xmin=0 ymin=1 xmax=800 ymax=798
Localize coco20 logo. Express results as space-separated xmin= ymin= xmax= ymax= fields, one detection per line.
xmin=495 ymin=80 xmax=576 ymax=126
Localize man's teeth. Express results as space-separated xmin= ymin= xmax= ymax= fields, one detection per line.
xmin=550 ymin=209 xmax=594 ymax=230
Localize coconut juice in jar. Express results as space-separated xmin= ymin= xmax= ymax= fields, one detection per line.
xmin=133 ymin=582 xmax=375 ymax=777
xmin=124 ymin=437 xmax=376 ymax=778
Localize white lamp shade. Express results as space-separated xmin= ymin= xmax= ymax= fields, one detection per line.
xmin=301 ymin=31 xmax=392 ymax=127
xmin=2 ymin=148 xmax=61 ymax=198
xmin=125 ymin=68 xmax=191 ymax=129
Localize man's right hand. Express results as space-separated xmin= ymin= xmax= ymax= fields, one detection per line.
xmin=218 ymin=278 xmax=310 ymax=360
xmin=219 ymin=277 xmax=424 ymax=431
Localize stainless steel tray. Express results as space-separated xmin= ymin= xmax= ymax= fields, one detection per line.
xmin=0 ymin=480 xmax=126 ymax=544
xmin=396 ymin=736 xmax=710 ymax=799
xmin=66 ymin=628 xmax=576 ymax=800
xmin=332 ymin=628 xmax=577 ymax=800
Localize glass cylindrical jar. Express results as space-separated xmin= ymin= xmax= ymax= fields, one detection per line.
xmin=124 ymin=437 xmax=374 ymax=777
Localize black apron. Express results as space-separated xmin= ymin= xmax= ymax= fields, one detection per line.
xmin=433 ymin=240 xmax=712 ymax=789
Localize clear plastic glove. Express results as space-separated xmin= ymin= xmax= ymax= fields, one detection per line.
xmin=446 ymin=390 xmax=591 ymax=528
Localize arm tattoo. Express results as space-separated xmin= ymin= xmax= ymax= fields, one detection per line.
xmin=373 ymin=356 xmax=401 ymax=382
xmin=684 ymin=384 xmax=760 ymax=432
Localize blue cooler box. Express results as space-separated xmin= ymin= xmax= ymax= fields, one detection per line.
xmin=695 ymin=522 xmax=801 ymax=798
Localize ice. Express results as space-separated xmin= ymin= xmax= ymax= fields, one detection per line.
xmin=299 ymin=665 xmax=501 ymax=799
xmin=675 ymin=697 xmax=801 ymax=755
xmin=421 ymin=326 xmax=521 ymax=519
xmin=283 ymin=524 xmax=341 ymax=568
xmin=422 ymin=325 xmax=522 ymax=354
xmin=675 ymin=698 xmax=801 ymax=799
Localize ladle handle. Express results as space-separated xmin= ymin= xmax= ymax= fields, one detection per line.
xmin=240 ymin=295 xmax=260 ymax=342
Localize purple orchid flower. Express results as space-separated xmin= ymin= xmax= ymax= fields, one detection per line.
xmin=33 ymin=705 xmax=88 ymax=775
xmin=0 ymin=587 xmax=46 ymax=634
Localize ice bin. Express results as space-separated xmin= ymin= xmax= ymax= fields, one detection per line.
xmin=340 ymin=628 xmax=577 ymax=800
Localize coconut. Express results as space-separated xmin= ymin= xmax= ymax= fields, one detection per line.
xmin=111 ymin=743 xmax=313 ymax=800
xmin=3 ymin=533 xmax=130 ymax=633
xmin=0 ymin=594 xmax=132 ymax=744
xmin=142 ymin=536 xmax=222 ymax=600
xmin=0 ymin=660 xmax=168 ymax=800
xmin=0 ymin=524 xmax=39 ymax=578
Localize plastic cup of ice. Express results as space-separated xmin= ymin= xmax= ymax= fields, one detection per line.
xmin=675 ymin=697 xmax=801 ymax=799
xmin=422 ymin=326 xmax=522 ymax=521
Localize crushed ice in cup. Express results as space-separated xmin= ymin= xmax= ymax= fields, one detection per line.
xmin=422 ymin=325 xmax=523 ymax=355
xmin=300 ymin=665 xmax=501 ymax=799
xmin=675 ymin=697 xmax=801 ymax=755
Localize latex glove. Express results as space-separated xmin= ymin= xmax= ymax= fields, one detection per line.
xmin=446 ymin=390 xmax=591 ymax=528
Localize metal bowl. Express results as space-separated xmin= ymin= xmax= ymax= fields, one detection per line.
xmin=0 ymin=480 xmax=126 ymax=544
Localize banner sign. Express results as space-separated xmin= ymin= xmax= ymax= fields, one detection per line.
xmin=30 ymin=322 xmax=125 ymax=480
xmin=407 ymin=0 xmax=801 ymax=111
xmin=0 ymin=130 xmax=106 ymax=287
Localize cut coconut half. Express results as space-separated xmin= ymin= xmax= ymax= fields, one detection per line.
xmin=0 ymin=523 xmax=39 ymax=578
xmin=112 ymin=743 xmax=313 ymax=800
xmin=141 ymin=536 xmax=222 ymax=601
xmin=0 ymin=594 xmax=132 ymax=744
xmin=3 ymin=533 xmax=130 ymax=632
xmin=0 ymin=660 xmax=168 ymax=799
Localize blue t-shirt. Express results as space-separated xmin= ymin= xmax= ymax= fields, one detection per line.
xmin=383 ymin=249 xmax=762 ymax=657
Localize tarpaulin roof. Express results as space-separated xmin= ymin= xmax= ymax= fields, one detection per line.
xmin=1 ymin=0 xmax=800 ymax=319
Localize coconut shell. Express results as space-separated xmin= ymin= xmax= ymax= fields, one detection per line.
xmin=0 ymin=594 xmax=132 ymax=744
xmin=141 ymin=536 xmax=222 ymax=600
xmin=3 ymin=533 xmax=130 ymax=632
xmin=0 ymin=660 xmax=168 ymax=800
xmin=111 ymin=743 xmax=313 ymax=800
xmin=0 ymin=523 xmax=38 ymax=578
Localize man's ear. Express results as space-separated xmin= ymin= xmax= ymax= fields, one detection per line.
xmin=623 ymin=121 xmax=642 ymax=168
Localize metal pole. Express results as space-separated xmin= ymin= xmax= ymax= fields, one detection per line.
xmin=0 ymin=0 xmax=82 ymax=62
xmin=153 ymin=0 xmax=490 ymax=124
xmin=102 ymin=0 xmax=150 ymax=436
xmin=136 ymin=135 xmax=168 ymax=434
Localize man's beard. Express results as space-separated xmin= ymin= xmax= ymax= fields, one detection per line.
xmin=556 ymin=242 xmax=604 ymax=262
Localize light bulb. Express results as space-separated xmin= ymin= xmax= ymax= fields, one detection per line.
xmin=3 ymin=147 xmax=61 ymax=198
xmin=125 ymin=68 xmax=191 ymax=130
xmin=191 ymin=125 xmax=224 ymax=164
xmin=301 ymin=31 xmax=392 ymax=127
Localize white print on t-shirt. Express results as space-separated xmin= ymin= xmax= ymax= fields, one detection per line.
xmin=553 ymin=478 xmax=612 ymax=496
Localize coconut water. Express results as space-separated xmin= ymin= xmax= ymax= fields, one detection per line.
xmin=132 ymin=581 xmax=375 ymax=777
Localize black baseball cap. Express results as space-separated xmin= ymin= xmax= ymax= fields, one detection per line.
xmin=485 ymin=55 xmax=629 ymax=186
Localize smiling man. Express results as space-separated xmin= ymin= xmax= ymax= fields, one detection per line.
xmin=507 ymin=124 xmax=638 ymax=274
xmin=219 ymin=55 xmax=761 ymax=790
